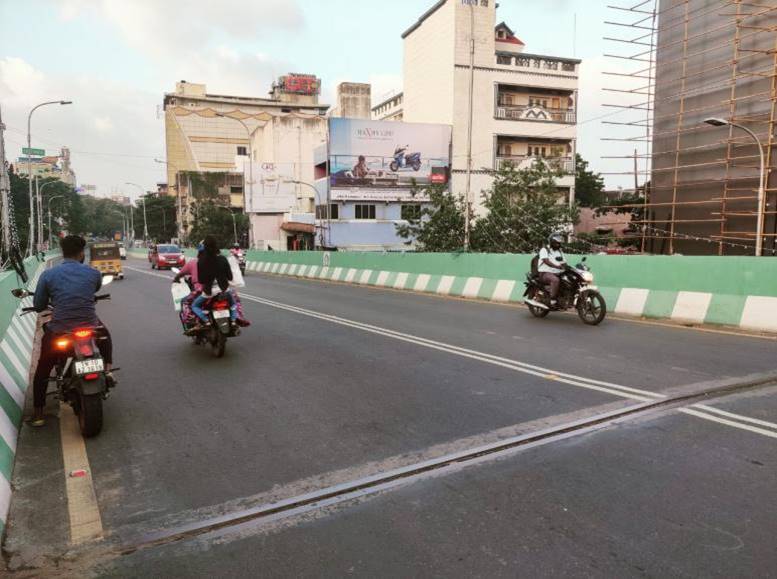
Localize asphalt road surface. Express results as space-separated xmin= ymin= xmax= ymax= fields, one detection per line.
xmin=4 ymin=257 xmax=776 ymax=577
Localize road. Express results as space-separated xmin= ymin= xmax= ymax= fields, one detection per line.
xmin=4 ymin=257 xmax=777 ymax=577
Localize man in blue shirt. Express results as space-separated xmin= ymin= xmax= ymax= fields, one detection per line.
xmin=30 ymin=236 xmax=114 ymax=426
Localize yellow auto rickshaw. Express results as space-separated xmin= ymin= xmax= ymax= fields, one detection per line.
xmin=89 ymin=242 xmax=124 ymax=279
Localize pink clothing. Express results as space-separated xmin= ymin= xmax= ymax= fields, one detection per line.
xmin=179 ymin=258 xmax=203 ymax=292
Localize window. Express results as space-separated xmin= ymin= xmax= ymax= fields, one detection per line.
xmin=230 ymin=186 xmax=243 ymax=194
xmin=401 ymin=205 xmax=422 ymax=220
xmin=529 ymin=97 xmax=549 ymax=108
xmin=355 ymin=204 xmax=376 ymax=220
xmin=497 ymin=55 xmax=512 ymax=65
xmin=316 ymin=204 xmax=339 ymax=219
xmin=237 ymin=146 xmax=248 ymax=156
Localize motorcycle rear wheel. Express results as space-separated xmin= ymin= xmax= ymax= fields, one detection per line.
xmin=527 ymin=288 xmax=550 ymax=318
xmin=211 ymin=330 xmax=227 ymax=358
xmin=390 ymin=162 xmax=399 ymax=172
xmin=577 ymin=291 xmax=607 ymax=326
xmin=76 ymin=391 xmax=103 ymax=438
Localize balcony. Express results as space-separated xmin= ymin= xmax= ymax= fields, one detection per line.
xmin=495 ymin=103 xmax=576 ymax=125
xmin=495 ymin=155 xmax=575 ymax=174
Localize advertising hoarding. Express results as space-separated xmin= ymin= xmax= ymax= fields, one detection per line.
xmin=329 ymin=118 xmax=451 ymax=202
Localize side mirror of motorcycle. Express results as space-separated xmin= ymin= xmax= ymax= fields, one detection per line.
xmin=582 ymin=256 xmax=588 ymax=262
xmin=102 ymin=275 xmax=114 ymax=288
xmin=11 ymin=288 xmax=28 ymax=299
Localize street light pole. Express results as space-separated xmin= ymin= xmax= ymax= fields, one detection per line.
xmin=26 ymin=100 xmax=71 ymax=255
xmin=154 ymin=159 xmax=183 ymax=244
xmin=47 ymin=194 xmax=65 ymax=247
xmin=287 ymin=179 xmax=325 ymax=247
xmin=125 ymin=182 xmax=149 ymax=242
xmin=705 ymin=118 xmax=767 ymax=256
xmin=215 ymin=112 xmax=255 ymax=247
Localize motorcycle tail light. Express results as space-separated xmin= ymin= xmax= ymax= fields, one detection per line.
xmin=83 ymin=373 xmax=100 ymax=381
xmin=213 ymin=300 xmax=229 ymax=310
xmin=54 ymin=338 xmax=71 ymax=350
xmin=74 ymin=329 xmax=93 ymax=339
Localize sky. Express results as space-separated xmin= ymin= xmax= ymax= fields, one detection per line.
xmin=0 ymin=0 xmax=645 ymax=200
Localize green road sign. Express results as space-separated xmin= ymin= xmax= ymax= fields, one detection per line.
xmin=22 ymin=147 xmax=45 ymax=156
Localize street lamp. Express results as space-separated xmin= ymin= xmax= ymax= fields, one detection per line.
xmin=125 ymin=182 xmax=149 ymax=242
xmin=705 ymin=117 xmax=767 ymax=256
xmin=214 ymin=112 xmax=255 ymax=246
xmin=46 ymin=194 xmax=65 ymax=246
xmin=154 ymin=159 xmax=184 ymax=243
xmin=26 ymin=100 xmax=72 ymax=255
xmin=215 ymin=205 xmax=239 ymax=245
xmin=286 ymin=179 xmax=329 ymax=248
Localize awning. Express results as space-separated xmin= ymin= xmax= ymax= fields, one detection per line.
xmin=281 ymin=222 xmax=315 ymax=234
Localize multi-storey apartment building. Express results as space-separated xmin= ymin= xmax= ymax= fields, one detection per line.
xmin=401 ymin=0 xmax=580 ymax=214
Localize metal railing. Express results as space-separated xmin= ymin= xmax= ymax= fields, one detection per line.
xmin=495 ymin=103 xmax=576 ymax=124
xmin=495 ymin=155 xmax=575 ymax=174
xmin=496 ymin=54 xmax=578 ymax=73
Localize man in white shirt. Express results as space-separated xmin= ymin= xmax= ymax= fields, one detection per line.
xmin=538 ymin=233 xmax=567 ymax=305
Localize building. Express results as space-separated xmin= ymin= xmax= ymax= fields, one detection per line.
xmin=330 ymin=83 xmax=372 ymax=119
xmin=315 ymin=117 xmax=452 ymax=251
xmin=163 ymin=78 xmax=329 ymax=246
xmin=647 ymin=0 xmax=777 ymax=256
xmin=401 ymin=1 xmax=580 ymax=215
xmin=15 ymin=147 xmax=76 ymax=186
xmin=372 ymin=92 xmax=404 ymax=122
xmin=110 ymin=195 xmax=131 ymax=206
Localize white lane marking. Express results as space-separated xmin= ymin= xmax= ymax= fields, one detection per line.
xmin=681 ymin=408 xmax=777 ymax=440
xmin=129 ymin=265 xmax=660 ymax=402
xmin=692 ymin=404 xmax=777 ymax=432
xmin=414 ymin=274 xmax=431 ymax=292
xmin=672 ymin=292 xmax=712 ymax=324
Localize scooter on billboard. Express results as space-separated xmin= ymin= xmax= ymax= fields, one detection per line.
xmin=390 ymin=145 xmax=422 ymax=172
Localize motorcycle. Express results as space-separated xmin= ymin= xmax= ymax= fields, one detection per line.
xmin=12 ymin=275 xmax=117 ymax=437
xmin=390 ymin=146 xmax=422 ymax=172
xmin=234 ymin=251 xmax=247 ymax=275
xmin=171 ymin=270 xmax=239 ymax=358
xmin=523 ymin=258 xmax=607 ymax=326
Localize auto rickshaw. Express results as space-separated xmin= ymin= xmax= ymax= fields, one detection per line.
xmin=89 ymin=242 xmax=124 ymax=279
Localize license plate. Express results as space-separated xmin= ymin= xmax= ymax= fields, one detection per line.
xmin=213 ymin=310 xmax=231 ymax=319
xmin=75 ymin=358 xmax=104 ymax=375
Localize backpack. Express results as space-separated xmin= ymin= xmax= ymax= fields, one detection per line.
xmin=530 ymin=247 xmax=546 ymax=276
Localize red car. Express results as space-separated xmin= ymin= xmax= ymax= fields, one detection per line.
xmin=149 ymin=244 xmax=185 ymax=270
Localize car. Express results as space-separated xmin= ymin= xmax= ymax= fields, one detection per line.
xmin=149 ymin=244 xmax=185 ymax=270
xmin=119 ymin=242 xmax=127 ymax=260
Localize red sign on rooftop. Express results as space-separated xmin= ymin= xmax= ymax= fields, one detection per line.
xmin=279 ymin=74 xmax=321 ymax=96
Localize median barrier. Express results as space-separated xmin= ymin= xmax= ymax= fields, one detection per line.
xmin=0 ymin=256 xmax=54 ymax=535
xmin=240 ymin=250 xmax=777 ymax=333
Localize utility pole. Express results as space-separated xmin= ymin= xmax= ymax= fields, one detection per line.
xmin=464 ymin=3 xmax=476 ymax=252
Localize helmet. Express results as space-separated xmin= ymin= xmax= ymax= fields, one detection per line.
xmin=548 ymin=233 xmax=565 ymax=246
xmin=197 ymin=243 xmax=205 ymax=253
xmin=232 ymin=243 xmax=240 ymax=249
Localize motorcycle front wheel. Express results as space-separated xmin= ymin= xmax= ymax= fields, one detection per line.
xmin=389 ymin=162 xmax=399 ymax=172
xmin=577 ymin=291 xmax=607 ymax=326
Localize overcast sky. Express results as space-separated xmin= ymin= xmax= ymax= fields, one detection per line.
xmin=0 ymin=0 xmax=643 ymax=199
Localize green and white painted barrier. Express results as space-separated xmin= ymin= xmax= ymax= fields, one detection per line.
xmin=0 ymin=257 xmax=51 ymax=535
xmin=238 ymin=251 xmax=777 ymax=333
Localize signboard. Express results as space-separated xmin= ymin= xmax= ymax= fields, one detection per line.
xmin=328 ymin=118 xmax=451 ymax=202
xmin=278 ymin=74 xmax=320 ymax=96
xmin=22 ymin=147 xmax=45 ymax=156
xmin=242 ymin=159 xmax=299 ymax=214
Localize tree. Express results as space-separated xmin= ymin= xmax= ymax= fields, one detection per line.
xmin=188 ymin=201 xmax=249 ymax=248
xmin=574 ymin=154 xmax=606 ymax=208
xmin=133 ymin=194 xmax=177 ymax=242
xmin=395 ymin=185 xmax=470 ymax=252
xmin=470 ymin=160 xmax=579 ymax=253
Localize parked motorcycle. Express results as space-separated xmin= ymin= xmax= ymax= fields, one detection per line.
xmin=12 ymin=276 xmax=117 ymax=437
xmin=523 ymin=258 xmax=607 ymax=325
xmin=171 ymin=271 xmax=239 ymax=358
xmin=390 ymin=146 xmax=422 ymax=172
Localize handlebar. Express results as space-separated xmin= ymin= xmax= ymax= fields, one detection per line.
xmin=95 ymin=294 xmax=111 ymax=302
xmin=22 ymin=307 xmax=37 ymax=313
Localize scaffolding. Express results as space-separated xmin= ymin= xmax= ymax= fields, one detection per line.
xmin=602 ymin=0 xmax=777 ymax=255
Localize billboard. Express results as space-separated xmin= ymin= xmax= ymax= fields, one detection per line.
xmin=328 ymin=118 xmax=451 ymax=202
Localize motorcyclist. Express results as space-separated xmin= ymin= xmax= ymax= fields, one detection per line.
xmin=30 ymin=235 xmax=115 ymax=427
xmin=229 ymin=243 xmax=242 ymax=258
xmin=191 ymin=236 xmax=237 ymax=329
xmin=538 ymin=233 xmax=567 ymax=306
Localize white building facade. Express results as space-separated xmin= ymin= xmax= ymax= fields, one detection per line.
xmin=401 ymin=0 xmax=580 ymax=214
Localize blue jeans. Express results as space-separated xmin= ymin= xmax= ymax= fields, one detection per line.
xmin=192 ymin=292 xmax=237 ymax=322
